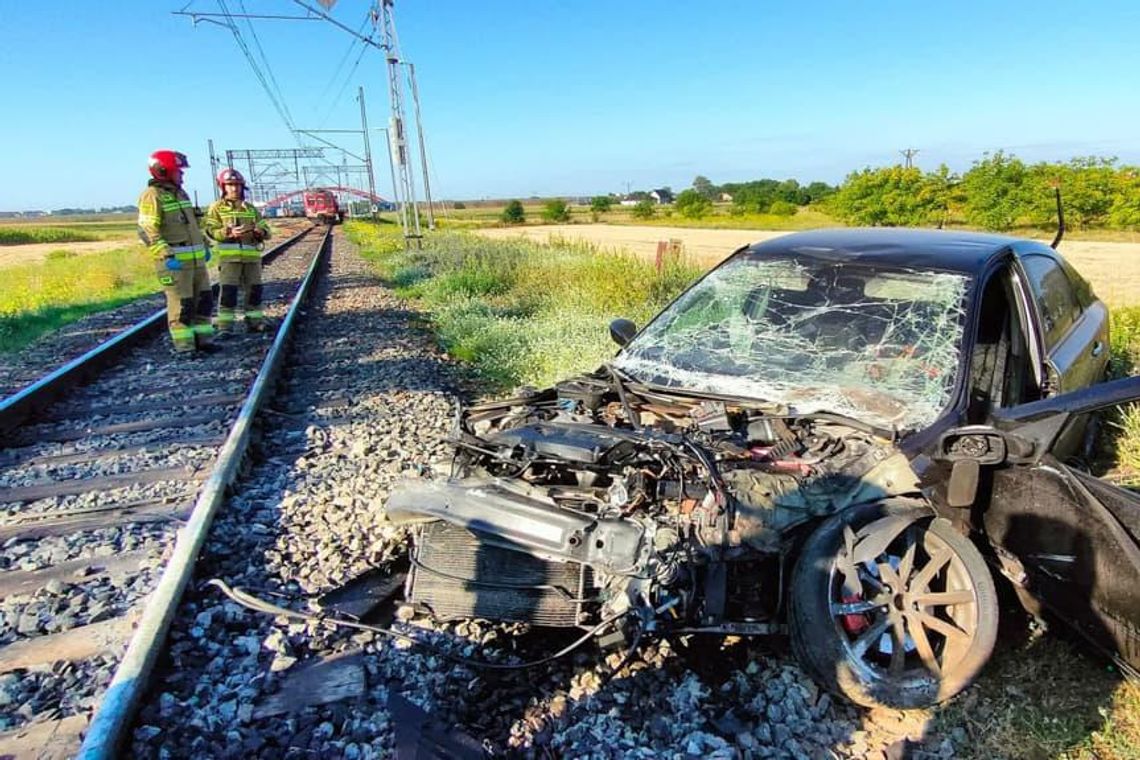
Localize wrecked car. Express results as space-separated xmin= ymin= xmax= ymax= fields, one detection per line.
xmin=387 ymin=228 xmax=1140 ymax=708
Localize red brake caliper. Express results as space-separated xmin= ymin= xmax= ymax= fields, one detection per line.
xmin=841 ymin=594 xmax=870 ymax=634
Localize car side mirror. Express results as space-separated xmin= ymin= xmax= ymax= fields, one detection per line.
xmin=610 ymin=318 xmax=638 ymax=347
xmin=935 ymin=426 xmax=1010 ymax=508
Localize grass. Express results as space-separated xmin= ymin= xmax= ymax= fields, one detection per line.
xmin=932 ymin=634 xmax=1140 ymax=760
xmin=0 ymin=216 xmax=139 ymax=246
xmin=345 ymin=221 xmax=703 ymax=390
xmin=0 ymin=226 xmax=99 ymax=246
xmin=0 ymin=246 xmax=160 ymax=353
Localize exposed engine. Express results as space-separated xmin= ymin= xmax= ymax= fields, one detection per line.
xmin=386 ymin=372 xmax=919 ymax=634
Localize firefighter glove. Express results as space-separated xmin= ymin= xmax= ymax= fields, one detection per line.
xmin=164 ymin=256 xmax=183 ymax=271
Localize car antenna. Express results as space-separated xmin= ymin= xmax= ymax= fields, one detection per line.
xmin=1050 ymin=182 xmax=1065 ymax=249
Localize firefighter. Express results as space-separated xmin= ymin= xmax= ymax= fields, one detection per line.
xmin=137 ymin=150 xmax=216 ymax=354
xmin=204 ymin=168 xmax=272 ymax=332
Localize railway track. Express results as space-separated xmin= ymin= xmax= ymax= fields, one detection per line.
xmin=0 ymin=226 xmax=330 ymax=758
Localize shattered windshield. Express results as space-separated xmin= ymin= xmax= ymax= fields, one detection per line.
xmin=614 ymin=255 xmax=971 ymax=430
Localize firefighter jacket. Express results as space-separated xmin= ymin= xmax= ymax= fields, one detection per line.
xmin=204 ymin=198 xmax=271 ymax=261
xmin=137 ymin=180 xmax=207 ymax=262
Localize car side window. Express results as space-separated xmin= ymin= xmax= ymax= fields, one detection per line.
xmin=1021 ymin=254 xmax=1081 ymax=349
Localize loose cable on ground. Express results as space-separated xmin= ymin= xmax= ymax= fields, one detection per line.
xmin=208 ymin=578 xmax=630 ymax=671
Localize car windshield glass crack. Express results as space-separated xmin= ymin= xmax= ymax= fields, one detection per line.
xmin=613 ymin=256 xmax=970 ymax=430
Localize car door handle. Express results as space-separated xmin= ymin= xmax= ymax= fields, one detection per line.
xmin=1091 ymin=341 xmax=1104 ymax=357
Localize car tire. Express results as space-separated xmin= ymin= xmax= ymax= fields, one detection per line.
xmin=789 ymin=502 xmax=998 ymax=709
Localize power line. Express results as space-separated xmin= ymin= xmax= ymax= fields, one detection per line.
xmin=314 ymin=11 xmax=372 ymax=116
xmin=318 ymin=35 xmax=370 ymax=128
xmin=215 ymin=0 xmax=296 ymax=133
xmin=237 ymin=0 xmax=295 ymax=130
xmin=899 ymin=148 xmax=920 ymax=168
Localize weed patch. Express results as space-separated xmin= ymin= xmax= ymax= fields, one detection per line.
xmin=346 ymin=221 xmax=703 ymax=390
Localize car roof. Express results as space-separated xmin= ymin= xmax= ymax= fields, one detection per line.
xmin=743 ymin=227 xmax=1028 ymax=276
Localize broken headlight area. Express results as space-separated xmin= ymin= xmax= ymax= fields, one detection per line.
xmin=385 ymin=372 xmax=920 ymax=639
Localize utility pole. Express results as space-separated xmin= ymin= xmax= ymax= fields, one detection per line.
xmin=377 ymin=0 xmax=421 ymax=241
xmin=405 ymin=62 xmax=434 ymax=229
xmin=208 ymin=139 xmax=221 ymax=200
xmin=357 ymin=86 xmax=378 ymax=218
xmin=899 ymin=148 xmax=919 ymax=169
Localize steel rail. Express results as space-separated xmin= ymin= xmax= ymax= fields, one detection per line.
xmin=0 ymin=225 xmax=313 ymax=434
xmin=76 ymin=226 xmax=332 ymax=759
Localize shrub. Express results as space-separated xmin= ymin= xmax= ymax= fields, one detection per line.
xmin=675 ymin=189 xmax=713 ymax=219
xmin=453 ymin=201 xmax=467 ymax=210
xmin=542 ymin=199 xmax=570 ymax=223
xmin=500 ymin=200 xmax=525 ymax=225
xmin=590 ymin=196 xmax=613 ymax=213
xmin=768 ymin=199 xmax=797 ymax=216
xmin=632 ymin=199 xmax=656 ymax=219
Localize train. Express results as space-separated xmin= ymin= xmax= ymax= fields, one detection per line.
xmin=303 ymin=189 xmax=344 ymax=225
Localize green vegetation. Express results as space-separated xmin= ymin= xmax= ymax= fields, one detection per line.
xmin=826 ymin=152 xmax=1140 ymax=232
xmin=500 ymin=200 xmax=525 ymax=225
xmin=932 ymin=634 xmax=1140 ymax=760
xmin=541 ymin=199 xmax=570 ymax=223
xmin=345 ymin=221 xmax=702 ymax=389
xmin=590 ymin=196 xmax=613 ymax=214
xmin=0 ymin=226 xmax=99 ymax=245
xmin=631 ymin=199 xmax=656 ymax=220
xmin=674 ymin=189 xmax=712 ymax=219
xmin=0 ymin=246 xmax=160 ymax=352
xmin=826 ymin=165 xmax=953 ymax=227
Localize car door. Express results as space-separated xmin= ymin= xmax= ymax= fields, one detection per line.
xmin=1015 ymin=247 xmax=1109 ymax=393
xmin=944 ymin=376 xmax=1140 ymax=675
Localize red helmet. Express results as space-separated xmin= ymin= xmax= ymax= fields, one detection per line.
xmin=216 ymin=167 xmax=246 ymax=191
xmin=148 ymin=150 xmax=189 ymax=181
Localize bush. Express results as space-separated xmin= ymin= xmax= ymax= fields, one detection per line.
xmin=631 ymin=199 xmax=656 ymax=220
xmin=590 ymin=196 xmax=613 ymax=213
xmin=453 ymin=201 xmax=466 ymax=210
xmin=768 ymin=199 xmax=797 ymax=216
xmin=542 ymin=199 xmax=570 ymax=223
xmin=500 ymin=200 xmax=525 ymax=225
xmin=675 ymin=189 xmax=712 ymax=219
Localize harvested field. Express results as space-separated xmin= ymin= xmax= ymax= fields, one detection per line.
xmin=0 ymin=240 xmax=139 ymax=269
xmin=477 ymin=224 xmax=1140 ymax=307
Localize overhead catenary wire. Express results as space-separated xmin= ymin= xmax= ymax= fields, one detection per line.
xmin=237 ymin=0 xmax=295 ymax=129
xmin=314 ymin=10 xmax=373 ymax=123
xmin=215 ymin=0 xmax=297 ymax=135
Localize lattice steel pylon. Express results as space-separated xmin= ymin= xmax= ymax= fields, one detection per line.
xmin=376 ymin=0 xmax=420 ymax=239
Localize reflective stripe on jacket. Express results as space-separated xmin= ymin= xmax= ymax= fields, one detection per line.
xmin=213 ymin=242 xmax=262 ymax=261
xmin=137 ymin=181 xmax=206 ymax=260
xmin=204 ymin=198 xmax=271 ymax=247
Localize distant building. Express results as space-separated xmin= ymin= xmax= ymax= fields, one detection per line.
xmin=649 ymin=188 xmax=674 ymax=205
xmin=719 ymin=192 xmax=734 ymax=202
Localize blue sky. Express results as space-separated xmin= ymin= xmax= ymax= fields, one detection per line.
xmin=1 ymin=0 xmax=1138 ymax=209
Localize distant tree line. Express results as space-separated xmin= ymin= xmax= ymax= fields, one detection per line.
xmin=52 ymin=205 xmax=138 ymax=215
xmin=825 ymin=152 xmax=1140 ymax=231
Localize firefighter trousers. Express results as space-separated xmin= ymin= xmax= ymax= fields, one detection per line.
xmin=216 ymin=259 xmax=265 ymax=330
xmin=157 ymin=260 xmax=214 ymax=352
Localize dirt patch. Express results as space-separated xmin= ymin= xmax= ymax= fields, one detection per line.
xmin=477 ymin=224 xmax=1140 ymax=307
xmin=0 ymin=239 xmax=138 ymax=268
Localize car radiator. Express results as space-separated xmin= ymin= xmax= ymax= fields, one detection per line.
xmin=407 ymin=522 xmax=592 ymax=627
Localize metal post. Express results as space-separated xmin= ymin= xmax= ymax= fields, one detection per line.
xmin=405 ymin=62 xmax=434 ymax=229
xmin=381 ymin=128 xmax=399 ymax=214
xmin=358 ymin=87 xmax=379 ymax=218
xmin=208 ymin=139 xmax=220 ymax=201
xmin=378 ymin=0 xmax=420 ymax=241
